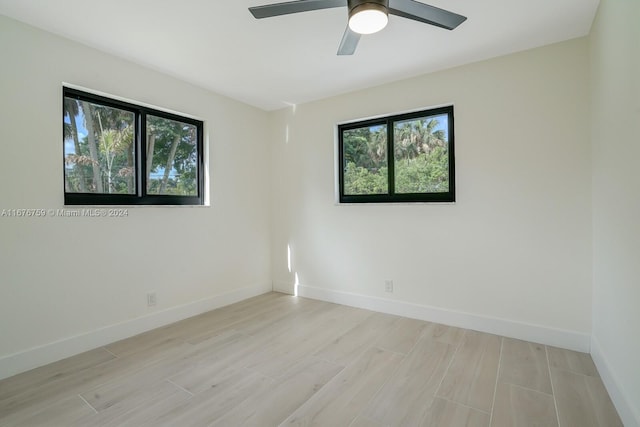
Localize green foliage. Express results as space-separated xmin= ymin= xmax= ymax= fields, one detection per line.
xmin=343 ymin=117 xmax=449 ymax=195
xmin=344 ymin=162 xmax=388 ymax=195
xmin=343 ymin=126 xmax=387 ymax=172
xmin=63 ymin=99 xmax=198 ymax=196
xmin=395 ymin=147 xmax=449 ymax=193
xmin=147 ymin=115 xmax=198 ymax=196
xmin=64 ymin=100 xmax=135 ymax=194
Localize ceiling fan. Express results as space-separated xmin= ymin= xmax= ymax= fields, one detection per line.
xmin=249 ymin=0 xmax=467 ymax=55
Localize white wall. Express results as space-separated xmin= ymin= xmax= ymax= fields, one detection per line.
xmin=0 ymin=15 xmax=271 ymax=379
xmin=590 ymin=0 xmax=640 ymax=425
xmin=270 ymin=38 xmax=592 ymax=349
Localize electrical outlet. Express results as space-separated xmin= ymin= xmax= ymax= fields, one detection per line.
xmin=147 ymin=292 xmax=157 ymax=307
xmin=384 ymin=280 xmax=394 ymax=293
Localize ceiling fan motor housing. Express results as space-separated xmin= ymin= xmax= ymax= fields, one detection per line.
xmin=348 ymin=0 xmax=389 ymax=15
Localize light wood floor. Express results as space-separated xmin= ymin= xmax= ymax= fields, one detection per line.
xmin=0 ymin=292 xmax=623 ymax=427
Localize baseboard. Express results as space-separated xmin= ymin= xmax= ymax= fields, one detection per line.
xmin=296 ymin=284 xmax=591 ymax=352
xmin=591 ymin=335 xmax=640 ymax=427
xmin=273 ymin=280 xmax=295 ymax=295
xmin=0 ymin=282 xmax=272 ymax=381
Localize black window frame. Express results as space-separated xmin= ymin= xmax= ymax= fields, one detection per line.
xmin=338 ymin=105 xmax=455 ymax=204
xmin=63 ymin=87 xmax=204 ymax=206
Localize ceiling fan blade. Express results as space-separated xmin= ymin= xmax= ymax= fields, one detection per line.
xmin=337 ymin=26 xmax=361 ymax=55
xmin=388 ymin=0 xmax=466 ymax=30
xmin=249 ymin=0 xmax=347 ymax=19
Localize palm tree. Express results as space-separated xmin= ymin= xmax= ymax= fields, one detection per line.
xmin=420 ymin=118 xmax=446 ymax=154
xmin=81 ymin=101 xmax=104 ymax=193
xmin=97 ymin=115 xmax=133 ymax=194
xmin=367 ymin=126 xmax=387 ymax=169
xmin=63 ymin=99 xmax=87 ymax=192
xmin=394 ymin=120 xmax=419 ymax=164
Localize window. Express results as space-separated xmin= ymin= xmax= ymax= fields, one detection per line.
xmin=63 ymin=87 xmax=204 ymax=205
xmin=338 ymin=105 xmax=455 ymax=203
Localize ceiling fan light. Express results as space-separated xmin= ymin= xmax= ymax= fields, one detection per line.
xmin=348 ymin=3 xmax=388 ymax=35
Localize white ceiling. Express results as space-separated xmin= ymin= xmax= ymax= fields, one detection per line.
xmin=0 ymin=0 xmax=599 ymax=111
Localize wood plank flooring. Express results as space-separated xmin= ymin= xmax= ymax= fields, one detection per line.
xmin=0 ymin=292 xmax=623 ymax=427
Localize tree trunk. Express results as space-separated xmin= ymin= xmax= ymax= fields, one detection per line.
xmin=127 ymin=143 xmax=134 ymax=194
xmin=81 ymin=101 xmax=103 ymax=193
xmin=68 ymin=111 xmax=86 ymax=192
xmin=146 ymin=133 xmax=156 ymax=192
xmin=159 ymin=134 xmax=180 ymax=194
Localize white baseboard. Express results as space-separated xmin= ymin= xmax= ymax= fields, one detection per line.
xmin=273 ymin=280 xmax=295 ymax=295
xmin=296 ymin=284 xmax=591 ymax=352
xmin=0 ymin=282 xmax=272 ymax=381
xmin=591 ymin=335 xmax=640 ymax=427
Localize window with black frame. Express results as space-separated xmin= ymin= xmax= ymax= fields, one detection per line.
xmin=338 ymin=106 xmax=455 ymax=203
xmin=63 ymin=87 xmax=204 ymax=205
